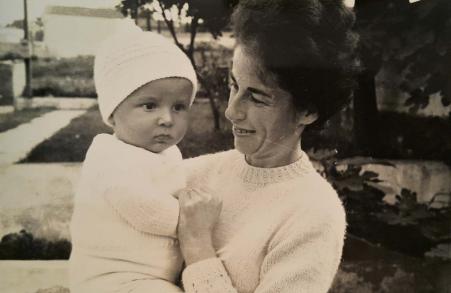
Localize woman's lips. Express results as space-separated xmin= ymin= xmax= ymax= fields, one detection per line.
xmin=233 ymin=126 xmax=256 ymax=136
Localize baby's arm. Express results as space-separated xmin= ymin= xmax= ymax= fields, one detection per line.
xmin=103 ymin=182 xmax=180 ymax=238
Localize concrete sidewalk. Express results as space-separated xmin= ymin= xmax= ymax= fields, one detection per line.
xmin=0 ymin=110 xmax=86 ymax=165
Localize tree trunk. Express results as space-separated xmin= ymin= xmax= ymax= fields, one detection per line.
xmin=353 ymin=0 xmax=387 ymax=155
xmin=353 ymin=70 xmax=380 ymax=155
xmin=145 ymin=9 xmax=152 ymax=31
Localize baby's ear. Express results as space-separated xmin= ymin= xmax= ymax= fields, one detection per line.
xmin=109 ymin=115 xmax=116 ymax=127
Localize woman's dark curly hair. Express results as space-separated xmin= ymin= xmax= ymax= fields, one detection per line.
xmin=232 ymin=0 xmax=360 ymax=127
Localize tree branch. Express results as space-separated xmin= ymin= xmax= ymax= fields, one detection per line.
xmin=188 ymin=15 xmax=199 ymax=58
xmin=158 ymin=0 xmax=184 ymax=52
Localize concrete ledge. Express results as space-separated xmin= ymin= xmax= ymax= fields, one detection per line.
xmin=336 ymin=157 xmax=451 ymax=207
xmin=15 ymin=97 xmax=97 ymax=110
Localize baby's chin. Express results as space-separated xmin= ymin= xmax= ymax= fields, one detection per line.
xmin=145 ymin=142 xmax=176 ymax=154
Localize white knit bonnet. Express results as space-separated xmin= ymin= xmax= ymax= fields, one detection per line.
xmin=94 ymin=25 xmax=197 ymax=127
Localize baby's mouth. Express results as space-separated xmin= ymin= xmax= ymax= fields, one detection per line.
xmin=154 ymin=134 xmax=172 ymax=142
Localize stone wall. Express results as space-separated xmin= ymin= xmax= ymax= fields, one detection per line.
xmin=0 ymin=61 xmax=25 ymax=105
xmin=337 ymin=158 xmax=451 ymax=208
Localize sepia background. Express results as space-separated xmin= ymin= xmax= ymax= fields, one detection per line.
xmin=0 ymin=0 xmax=450 ymax=292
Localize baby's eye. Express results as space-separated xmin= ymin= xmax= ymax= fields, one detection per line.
xmin=173 ymin=103 xmax=187 ymax=112
xmin=142 ymin=103 xmax=157 ymax=111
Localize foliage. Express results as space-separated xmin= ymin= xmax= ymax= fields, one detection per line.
xmin=194 ymin=42 xmax=232 ymax=100
xmin=32 ymin=56 xmax=94 ymax=79
xmin=6 ymin=19 xmax=24 ymax=30
xmin=318 ymin=153 xmax=451 ymax=258
xmin=352 ymin=0 xmax=451 ymax=153
xmin=32 ymin=77 xmax=96 ymax=97
xmin=356 ymin=0 xmax=451 ymax=111
xmin=304 ymin=109 xmax=451 ymax=164
xmin=31 ymin=56 xmax=95 ymax=97
xmin=0 ymin=230 xmax=71 ymax=260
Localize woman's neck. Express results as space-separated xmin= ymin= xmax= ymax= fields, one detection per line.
xmin=245 ymin=143 xmax=303 ymax=168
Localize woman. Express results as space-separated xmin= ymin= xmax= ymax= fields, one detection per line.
xmin=176 ymin=0 xmax=359 ymax=292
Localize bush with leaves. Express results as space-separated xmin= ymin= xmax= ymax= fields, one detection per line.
xmin=31 ymin=56 xmax=96 ymax=97
xmin=0 ymin=230 xmax=71 ymax=260
xmin=315 ymin=152 xmax=451 ymax=259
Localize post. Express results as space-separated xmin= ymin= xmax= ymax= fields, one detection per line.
xmin=23 ymin=0 xmax=32 ymax=98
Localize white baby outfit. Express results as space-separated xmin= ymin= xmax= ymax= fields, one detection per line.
xmin=69 ymin=133 xmax=183 ymax=292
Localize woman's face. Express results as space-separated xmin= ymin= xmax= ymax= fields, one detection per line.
xmin=225 ymin=46 xmax=305 ymax=167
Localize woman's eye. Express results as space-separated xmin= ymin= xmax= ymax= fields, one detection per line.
xmin=142 ymin=103 xmax=157 ymax=111
xmin=249 ymin=94 xmax=265 ymax=105
xmin=173 ymin=103 xmax=187 ymax=112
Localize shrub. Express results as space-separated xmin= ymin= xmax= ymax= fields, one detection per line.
xmin=0 ymin=230 xmax=71 ymax=260
xmin=31 ymin=56 xmax=96 ymax=97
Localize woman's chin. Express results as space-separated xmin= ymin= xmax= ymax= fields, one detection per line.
xmin=234 ymin=139 xmax=257 ymax=156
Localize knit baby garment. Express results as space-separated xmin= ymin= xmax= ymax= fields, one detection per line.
xmin=69 ymin=133 xmax=184 ymax=293
xmin=181 ymin=150 xmax=346 ymax=293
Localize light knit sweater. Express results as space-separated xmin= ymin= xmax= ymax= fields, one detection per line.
xmin=181 ymin=149 xmax=346 ymax=293
xmin=69 ymin=134 xmax=184 ymax=293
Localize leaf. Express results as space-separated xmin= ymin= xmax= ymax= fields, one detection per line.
xmin=333 ymin=176 xmax=367 ymax=192
xmin=425 ymin=243 xmax=451 ymax=260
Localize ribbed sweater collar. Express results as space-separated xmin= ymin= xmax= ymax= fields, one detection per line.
xmin=235 ymin=151 xmax=314 ymax=185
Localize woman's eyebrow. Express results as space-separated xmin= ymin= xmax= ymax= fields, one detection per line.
xmin=230 ymin=72 xmax=272 ymax=98
xmin=248 ymin=87 xmax=272 ymax=98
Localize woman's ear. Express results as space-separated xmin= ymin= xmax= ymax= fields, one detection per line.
xmin=296 ymin=109 xmax=318 ymax=127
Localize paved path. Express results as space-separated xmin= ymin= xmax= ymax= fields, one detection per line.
xmin=0 ymin=261 xmax=68 ymax=293
xmin=0 ymin=110 xmax=86 ymax=165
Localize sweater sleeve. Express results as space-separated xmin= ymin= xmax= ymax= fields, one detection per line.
xmin=181 ymin=212 xmax=344 ymax=293
xmin=102 ymin=183 xmax=180 ymax=238
xmin=182 ymin=258 xmax=238 ymax=293
xmin=255 ymin=209 xmax=346 ymax=293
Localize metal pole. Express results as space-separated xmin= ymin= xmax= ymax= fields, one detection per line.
xmin=23 ymin=0 xmax=32 ymax=98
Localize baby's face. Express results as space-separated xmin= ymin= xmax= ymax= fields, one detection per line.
xmin=112 ymin=77 xmax=193 ymax=153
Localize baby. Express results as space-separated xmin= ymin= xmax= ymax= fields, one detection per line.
xmin=69 ymin=26 xmax=197 ymax=293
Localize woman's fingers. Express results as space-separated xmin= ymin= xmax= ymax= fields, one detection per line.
xmin=177 ymin=187 xmax=222 ymax=236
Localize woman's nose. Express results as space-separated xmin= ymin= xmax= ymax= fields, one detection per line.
xmin=157 ymin=109 xmax=174 ymax=127
xmin=225 ymin=91 xmax=246 ymax=122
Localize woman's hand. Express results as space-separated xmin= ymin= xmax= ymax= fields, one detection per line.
xmin=176 ymin=187 xmax=222 ymax=265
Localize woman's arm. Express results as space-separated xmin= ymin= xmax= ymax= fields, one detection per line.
xmin=255 ymin=212 xmax=345 ymax=293
xmin=179 ymin=194 xmax=345 ymax=293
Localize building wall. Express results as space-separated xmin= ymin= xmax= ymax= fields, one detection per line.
xmin=42 ymin=14 xmax=132 ymax=57
xmin=0 ymin=27 xmax=23 ymax=43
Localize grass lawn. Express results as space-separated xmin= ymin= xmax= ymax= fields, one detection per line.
xmin=0 ymin=108 xmax=55 ymax=133
xmin=22 ymin=102 xmax=234 ymax=162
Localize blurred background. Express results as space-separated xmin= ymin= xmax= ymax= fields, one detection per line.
xmin=0 ymin=0 xmax=450 ymax=292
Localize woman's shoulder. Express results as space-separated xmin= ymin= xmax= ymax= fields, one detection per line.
xmin=183 ymin=148 xmax=240 ymax=170
xmin=284 ymin=171 xmax=345 ymax=221
xmin=183 ymin=149 xmax=241 ymax=184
